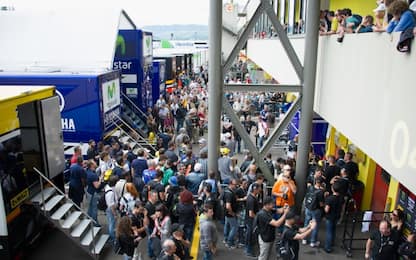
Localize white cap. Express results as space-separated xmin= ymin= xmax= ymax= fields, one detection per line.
xmin=373 ymin=3 xmax=386 ymax=12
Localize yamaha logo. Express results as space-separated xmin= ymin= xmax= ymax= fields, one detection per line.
xmin=56 ymin=90 xmax=65 ymax=112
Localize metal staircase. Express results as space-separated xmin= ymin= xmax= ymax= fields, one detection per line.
xmin=110 ymin=114 xmax=157 ymax=157
xmin=120 ymin=92 xmax=150 ymax=137
xmin=31 ymin=168 xmax=109 ymax=259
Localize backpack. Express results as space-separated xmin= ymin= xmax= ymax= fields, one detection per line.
xmin=277 ymin=229 xmax=295 ymax=260
xmin=97 ymin=189 xmax=111 ymax=211
xmin=304 ymin=186 xmax=320 ymax=210
xmin=352 ymin=14 xmax=362 ymax=27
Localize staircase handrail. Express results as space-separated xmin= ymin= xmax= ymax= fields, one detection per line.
xmin=111 ymin=114 xmax=157 ymax=156
xmin=33 ymin=167 xmax=99 ymax=257
xmin=121 ymin=92 xmax=149 ymax=121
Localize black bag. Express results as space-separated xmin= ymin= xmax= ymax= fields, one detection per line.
xmin=304 ymin=186 xmax=320 ymax=210
xmin=114 ymin=237 xmax=123 ymax=255
xmin=97 ymin=190 xmax=111 ymax=211
xmin=278 ymin=229 xmax=295 ymax=260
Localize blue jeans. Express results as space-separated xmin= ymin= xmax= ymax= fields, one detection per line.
xmin=325 ymin=218 xmax=337 ymax=252
xmin=304 ymin=208 xmax=321 ymax=243
xmin=245 ymin=218 xmax=254 ymax=254
xmin=184 ymin=224 xmax=194 ymax=242
xmin=87 ymin=192 xmax=100 ymax=225
xmin=106 ymin=207 xmax=116 ymax=243
xmin=203 ymin=250 xmax=213 ymax=260
xmin=146 ymin=227 xmax=155 ymax=258
xmin=224 ymin=216 xmax=238 ymax=246
xmin=258 ymin=135 xmax=265 ymax=148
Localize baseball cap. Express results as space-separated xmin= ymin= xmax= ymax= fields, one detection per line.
xmin=171 ymin=223 xmax=184 ymax=233
xmin=285 ymin=210 xmax=297 ymax=220
xmin=373 ymin=3 xmax=386 ymax=12
xmin=169 ymin=176 xmax=178 ymax=186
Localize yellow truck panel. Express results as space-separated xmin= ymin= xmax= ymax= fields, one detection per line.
xmin=0 ymin=86 xmax=55 ymax=135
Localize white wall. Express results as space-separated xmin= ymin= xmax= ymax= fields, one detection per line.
xmin=315 ymin=32 xmax=416 ymax=193
xmin=247 ymin=38 xmax=305 ymax=84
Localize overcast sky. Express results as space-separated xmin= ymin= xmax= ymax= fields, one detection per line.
xmin=6 ymin=0 xmax=209 ymax=26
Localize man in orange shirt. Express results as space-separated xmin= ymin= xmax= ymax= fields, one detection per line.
xmin=272 ymin=166 xmax=297 ymax=208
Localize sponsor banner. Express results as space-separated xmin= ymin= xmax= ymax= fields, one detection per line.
xmin=121 ymin=74 xmax=138 ymax=84
xmin=102 ymin=79 xmax=121 ymax=113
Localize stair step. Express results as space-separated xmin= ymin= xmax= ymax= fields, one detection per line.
xmin=71 ymin=219 xmax=91 ymax=238
xmin=120 ymin=136 xmax=130 ymax=143
xmin=91 ymin=234 xmax=109 ymax=255
xmin=31 ymin=187 xmax=56 ymax=205
xmin=112 ymin=130 xmax=122 ymax=138
xmin=62 ymin=211 xmax=82 ymax=229
xmin=80 ymin=226 xmax=101 ymax=246
xmin=51 ymin=203 xmax=73 ymax=221
xmin=42 ymin=195 xmax=64 ymax=212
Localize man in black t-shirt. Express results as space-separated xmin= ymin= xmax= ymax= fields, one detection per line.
xmin=281 ymin=211 xmax=317 ymax=260
xmin=245 ymin=183 xmax=261 ymax=257
xmin=365 ymin=220 xmax=400 ymax=260
xmin=145 ymin=190 xmax=161 ymax=259
xmin=223 ymin=180 xmax=239 ymax=248
xmin=344 ymin=152 xmax=359 ymax=180
xmin=255 ymin=197 xmax=289 ymax=260
xmin=324 ymin=181 xmax=343 ymax=253
xmin=323 ymin=156 xmax=340 ymax=191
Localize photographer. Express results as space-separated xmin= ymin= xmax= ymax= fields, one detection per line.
xmin=255 ymin=197 xmax=289 ymax=260
xmin=280 ymin=211 xmax=317 ymax=260
xmin=272 ymin=166 xmax=297 ymax=209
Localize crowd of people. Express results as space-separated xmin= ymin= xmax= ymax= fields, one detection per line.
xmin=319 ymin=0 xmax=416 ymax=50
xmin=63 ymin=57 xmax=416 ymax=260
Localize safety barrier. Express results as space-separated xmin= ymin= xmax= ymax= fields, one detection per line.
xmin=341 ymin=198 xmax=391 ymax=258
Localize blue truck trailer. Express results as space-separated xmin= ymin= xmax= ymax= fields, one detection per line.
xmin=0 ymin=71 xmax=121 ymax=144
xmin=152 ymin=59 xmax=166 ymax=105
xmin=114 ymin=29 xmax=153 ymax=112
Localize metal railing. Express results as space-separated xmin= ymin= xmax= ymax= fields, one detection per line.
xmin=341 ymin=198 xmax=392 ymax=257
xmin=33 ymin=167 xmax=99 ymax=259
xmin=111 ymin=114 xmax=157 ymax=157
xmin=121 ymin=92 xmax=149 ymax=121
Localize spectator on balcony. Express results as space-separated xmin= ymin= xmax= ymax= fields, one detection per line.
xmin=343 ymin=8 xmax=362 ymax=33
xmin=321 ymin=9 xmax=343 ymax=36
xmin=386 ymin=0 xmax=415 ymax=33
xmin=373 ymin=3 xmax=388 ymax=32
xmin=356 ymin=15 xmax=375 ymax=33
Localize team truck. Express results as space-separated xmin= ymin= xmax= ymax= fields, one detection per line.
xmin=152 ymin=59 xmax=167 ymax=105
xmin=0 ymin=86 xmax=66 ymax=259
xmin=0 ymin=71 xmax=122 ymax=157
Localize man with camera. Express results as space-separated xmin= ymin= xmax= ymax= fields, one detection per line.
xmin=254 ymin=197 xmax=289 ymax=260
xmin=272 ymin=166 xmax=297 ymax=209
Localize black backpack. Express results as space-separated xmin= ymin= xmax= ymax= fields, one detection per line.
xmin=97 ymin=190 xmax=111 ymax=211
xmin=304 ymin=186 xmax=320 ymax=210
xmin=277 ymin=228 xmax=295 ymax=260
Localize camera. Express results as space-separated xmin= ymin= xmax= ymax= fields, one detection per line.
xmin=282 ymin=193 xmax=288 ymax=200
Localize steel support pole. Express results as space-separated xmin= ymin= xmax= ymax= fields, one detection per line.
xmin=208 ymin=0 xmax=223 ymax=175
xmin=294 ymin=0 xmax=320 ymax=214
xmin=222 ymin=98 xmax=274 ymax=183
xmin=262 ymin=0 xmax=304 ymax=81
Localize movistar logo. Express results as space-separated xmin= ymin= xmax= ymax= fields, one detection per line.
xmin=146 ymin=36 xmax=151 ymax=49
xmin=108 ymin=82 xmax=116 ymax=99
xmin=116 ymin=35 xmax=126 ymax=56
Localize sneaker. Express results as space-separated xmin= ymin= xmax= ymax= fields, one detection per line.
xmin=222 ymin=239 xmax=227 ymax=244
xmin=225 ymin=244 xmax=236 ymax=249
xmin=245 ymin=253 xmax=257 ymax=258
xmin=302 ymin=239 xmax=308 ymax=245
xmin=238 ymin=242 xmax=245 ymax=248
xmin=310 ymin=241 xmax=320 ymax=248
